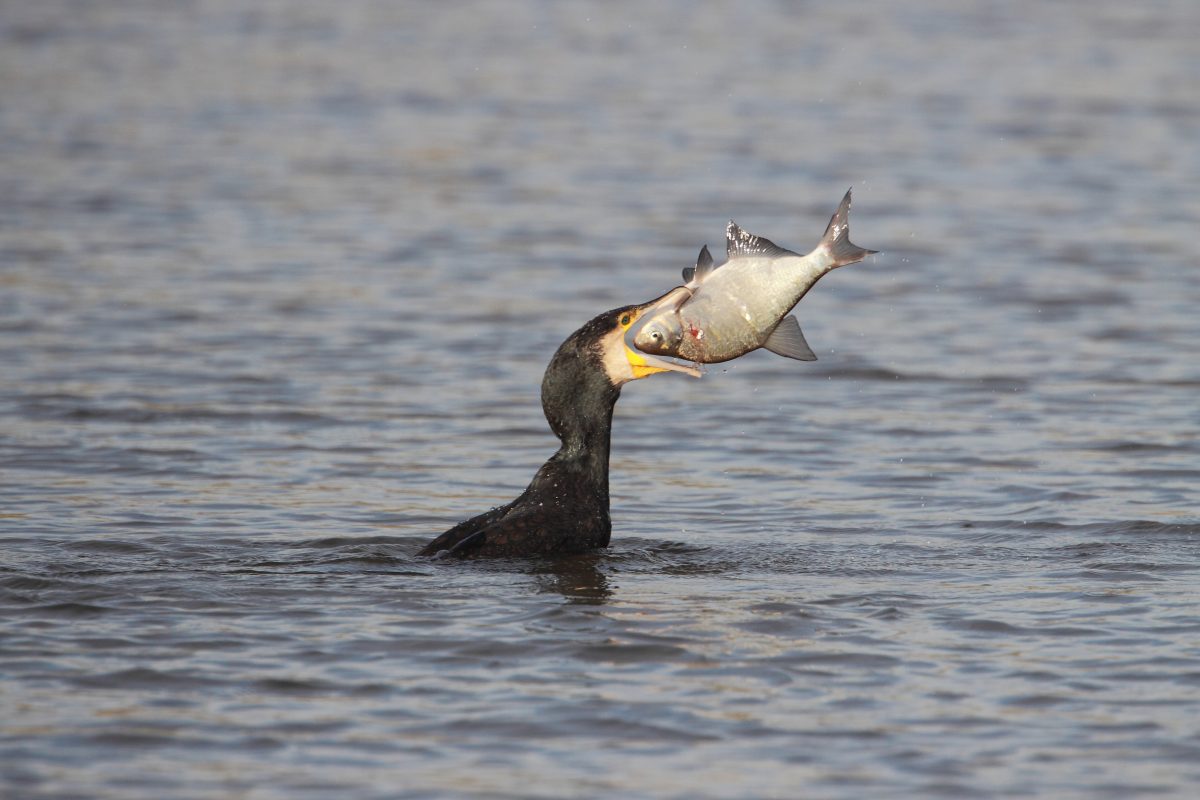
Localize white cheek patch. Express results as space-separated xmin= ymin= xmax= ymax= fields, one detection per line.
xmin=600 ymin=327 xmax=635 ymax=386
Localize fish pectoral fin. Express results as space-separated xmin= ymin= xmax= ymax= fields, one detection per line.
xmin=762 ymin=315 xmax=817 ymax=362
xmin=682 ymin=245 xmax=714 ymax=284
xmin=694 ymin=245 xmax=714 ymax=280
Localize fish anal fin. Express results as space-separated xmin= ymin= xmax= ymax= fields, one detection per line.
xmin=727 ymin=221 xmax=799 ymax=260
xmin=762 ymin=315 xmax=817 ymax=361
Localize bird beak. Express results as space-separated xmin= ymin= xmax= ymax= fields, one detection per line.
xmin=625 ymin=344 xmax=701 ymax=379
xmin=623 ymin=290 xmax=702 ymax=380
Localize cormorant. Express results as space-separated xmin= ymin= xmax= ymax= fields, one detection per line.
xmin=419 ymin=295 xmax=697 ymax=558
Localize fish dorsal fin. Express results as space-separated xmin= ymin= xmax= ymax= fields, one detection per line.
xmin=726 ymin=220 xmax=798 ymax=260
xmin=681 ymin=244 xmax=715 ymax=284
xmin=762 ymin=315 xmax=817 ymax=361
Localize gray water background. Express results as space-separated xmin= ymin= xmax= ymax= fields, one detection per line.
xmin=2 ymin=1 xmax=1199 ymax=797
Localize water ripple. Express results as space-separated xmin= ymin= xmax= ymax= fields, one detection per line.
xmin=3 ymin=2 xmax=1199 ymax=798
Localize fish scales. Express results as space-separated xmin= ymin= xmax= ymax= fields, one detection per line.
xmin=679 ymin=254 xmax=829 ymax=362
xmin=633 ymin=189 xmax=876 ymax=365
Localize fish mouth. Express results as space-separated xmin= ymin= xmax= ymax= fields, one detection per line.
xmin=623 ymin=287 xmax=701 ymax=379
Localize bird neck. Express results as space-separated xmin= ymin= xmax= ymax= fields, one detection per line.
xmin=537 ymin=394 xmax=614 ymax=520
xmin=552 ymin=401 xmax=615 ymax=468
xmin=541 ymin=345 xmax=620 ymax=472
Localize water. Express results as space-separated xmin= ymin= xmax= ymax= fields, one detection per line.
xmin=2 ymin=1 xmax=1199 ymax=797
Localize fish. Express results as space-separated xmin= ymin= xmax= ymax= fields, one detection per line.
xmin=633 ymin=189 xmax=876 ymax=364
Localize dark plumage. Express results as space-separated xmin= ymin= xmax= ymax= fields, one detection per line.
xmin=419 ymin=300 xmax=694 ymax=558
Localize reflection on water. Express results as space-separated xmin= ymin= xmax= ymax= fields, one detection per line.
xmin=2 ymin=1 xmax=1199 ymax=798
xmin=531 ymin=554 xmax=614 ymax=605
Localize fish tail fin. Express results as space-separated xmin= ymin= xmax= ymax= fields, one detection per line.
xmin=820 ymin=188 xmax=878 ymax=268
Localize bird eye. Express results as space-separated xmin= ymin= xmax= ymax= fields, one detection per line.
xmin=620 ymin=314 xmax=631 ymax=327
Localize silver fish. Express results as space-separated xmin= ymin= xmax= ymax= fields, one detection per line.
xmin=633 ymin=189 xmax=876 ymax=364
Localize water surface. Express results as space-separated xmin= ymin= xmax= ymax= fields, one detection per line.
xmin=2 ymin=1 xmax=1199 ymax=798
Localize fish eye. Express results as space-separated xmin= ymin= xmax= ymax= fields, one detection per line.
xmin=651 ymin=331 xmax=661 ymax=341
xmin=620 ymin=314 xmax=631 ymax=327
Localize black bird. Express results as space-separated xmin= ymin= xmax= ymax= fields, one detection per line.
xmin=419 ymin=297 xmax=698 ymax=558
